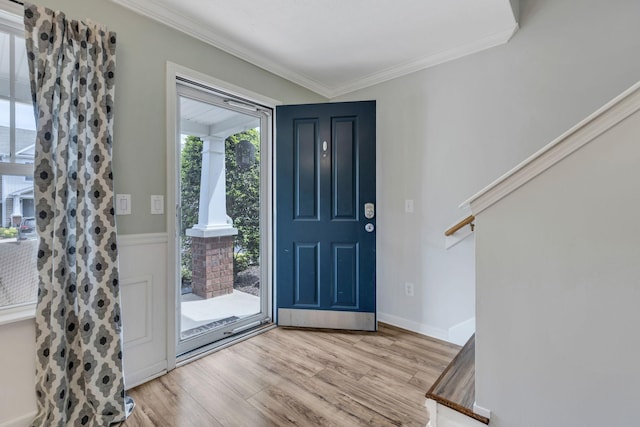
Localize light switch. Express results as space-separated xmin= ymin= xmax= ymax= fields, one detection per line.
xmin=151 ymin=195 xmax=164 ymax=215
xmin=116 ymin=194 xmax=131 ymax=215
xmin=405 ymin=199 xmax=414 ymax=213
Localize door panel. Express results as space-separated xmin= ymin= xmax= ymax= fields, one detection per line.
xmin=276 ymin=101 xmax=376 ymax=330
xmin=294 ymin=242 xmax=320 ymax=307
xmin=294 ymin=119 xmax=319 ymax=220
xmin=332 ymin=242 xmax=358 ymax=308
xmin=333 ymin=117 xmax=357 ymax=220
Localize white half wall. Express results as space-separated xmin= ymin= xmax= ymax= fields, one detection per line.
xmin=335 ymin=0 xmax=640 ymax=340
xmin=118 ymin=233 xmax=169 ymax=388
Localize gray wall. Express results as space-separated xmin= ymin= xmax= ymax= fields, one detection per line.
xmin=475 ymin=105 xmax=640 ymax=427
xmin=37 ymin=0 xmax=326 ymax=235
xmin=335 ymin=0 xmax=640 ymax=336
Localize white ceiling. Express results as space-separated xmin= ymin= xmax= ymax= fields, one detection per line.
xmin=112 ymin=0 xmax=518 ymax=98
xmin=180 ymin=97 xmax=259 ymax=139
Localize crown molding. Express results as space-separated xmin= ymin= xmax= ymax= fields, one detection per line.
xmin=330 ymin=23 xmax=519 ymax=98
xmin=109 ymin=0 xmax=334 ymax=97
xmin=110 ymin=0 xmax=518 ymax=98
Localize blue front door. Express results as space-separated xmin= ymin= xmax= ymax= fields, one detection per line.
xmin=276 ymin=101 xmax=376 ymax=330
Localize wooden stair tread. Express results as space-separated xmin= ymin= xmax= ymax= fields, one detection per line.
xmin=426 ymin=334 xmax=489 ymax=424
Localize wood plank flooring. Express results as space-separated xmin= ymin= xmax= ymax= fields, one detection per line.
xmin=121 ymin=323 xmax=460 ymax=427
xmin=426 ymin=334 xmax=488 ymax=424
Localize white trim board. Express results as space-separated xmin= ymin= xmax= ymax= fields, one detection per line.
xmin=0 ymin=411 xmax=37 ymax=427
xmin=167 ymin=62 xmax=281 ymax=109
xmin=379 ymin=313 xmax=476 ymax=345
xmin=461 ymin=80 xmax=640 ymax=215
xmin=472 ymin=403 xmax=491 ymax=419
xmin=378 ymin=312 xmax=449 ymax=342
xmin=124 ymin=361 xmax=167 ymax=390
xmin=118 ymin=232 xmax=168 ymax=247
xmin=0 ymin=304 xmax=35 ymax=326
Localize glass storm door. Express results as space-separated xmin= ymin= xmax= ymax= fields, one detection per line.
xmin=176 ymin=82 xmax=270 ymax=356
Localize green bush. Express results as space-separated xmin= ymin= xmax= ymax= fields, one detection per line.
xmin=234 ymin=252 xmax=250 ymax=275
xmin=0 ymin=227 xmax=18 ymax=239
xmin=180 ymin=136 xmax=203 ymax=284
xmin=181 ymin=264 xmax=192 ymax=283
xmin=226 ymin=130 xmax=260 ymax=265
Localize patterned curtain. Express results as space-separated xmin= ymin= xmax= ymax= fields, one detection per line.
xmin=24 ymin=3 xmax=133 ymax=426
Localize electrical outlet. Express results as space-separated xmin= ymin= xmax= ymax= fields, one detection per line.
xmin=405 ymin=282 xmax=414 ymax=297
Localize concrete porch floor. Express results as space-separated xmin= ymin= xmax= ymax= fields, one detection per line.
xmin=180 ymin=290 xmax=260 ymax=334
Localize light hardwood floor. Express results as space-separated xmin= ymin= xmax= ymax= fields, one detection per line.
xmin=121 ymin=324 xmax=460 ymax=427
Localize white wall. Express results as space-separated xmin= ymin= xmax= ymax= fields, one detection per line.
xmin=334 ymin=0 xmax=640 ymax=338
xmin=474 ymin=100 xmax=640 ymax=427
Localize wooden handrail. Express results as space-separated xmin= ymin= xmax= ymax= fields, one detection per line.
xmin=445 ymin=215 xmax=475 ymax=236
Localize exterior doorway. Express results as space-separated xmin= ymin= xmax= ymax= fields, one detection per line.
xmin=174 ymin=80 xmax=271 ymax=356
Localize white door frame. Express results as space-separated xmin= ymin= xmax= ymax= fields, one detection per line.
xmin=165 ymin=62 xmax=280 ymax=369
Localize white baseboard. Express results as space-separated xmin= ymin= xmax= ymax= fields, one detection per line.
xmin=378 ymin=312 xmax=476 ymax=346
xmin=378 ymin=312 xmax=449 ymax=342
xmin=0 ymin=411 xmax=36 ymax=427
xmin=447 ymin=317 xmax=475 ymax=346
xmin=125 ymin=361 xmax=167 ymax=389
xmin=472 ymin=402 xmax=491 ymax=419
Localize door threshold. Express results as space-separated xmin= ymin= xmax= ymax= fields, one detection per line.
xmin=176 ymin=322 xmax=275 ymax=367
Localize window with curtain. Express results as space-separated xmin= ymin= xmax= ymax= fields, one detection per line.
xmin=0 ymin=16 xmax=38 ymax=311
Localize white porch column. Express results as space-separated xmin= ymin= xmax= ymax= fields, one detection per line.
xmin=185 ymin=135 xmax=237 ymax=299
xmin=11 ymin=195 xmax=22 ymax=226
xmin=186 ymin=136 xmax=237 ymax=238
xmin=12 ymin=196 xmax=21 ymax=216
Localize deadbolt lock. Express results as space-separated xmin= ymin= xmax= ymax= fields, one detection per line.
xmin=364 ymin=203 xmax=375 ymax=219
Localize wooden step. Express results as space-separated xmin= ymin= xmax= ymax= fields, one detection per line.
xmin=426 ymin=334 xmax=489 ymax=424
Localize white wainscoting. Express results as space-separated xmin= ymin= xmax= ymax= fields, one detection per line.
xmin=118 ymin=233 xmax=169 ymax=388
xmin=0 ymin=233 xmax=170 ymax=426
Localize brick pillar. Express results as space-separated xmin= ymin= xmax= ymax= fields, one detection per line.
xmin=191 ymin=235 xmax=235 ymax=299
